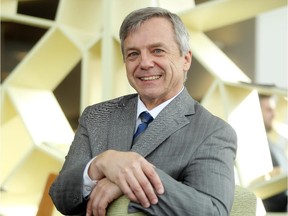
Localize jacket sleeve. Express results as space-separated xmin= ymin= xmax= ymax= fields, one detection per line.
xmin=49 ymin=107 xmax=93 ymax=215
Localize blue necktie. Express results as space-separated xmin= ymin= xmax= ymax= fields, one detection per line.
xmin=133 ymin=111 xmax=154 ymax=140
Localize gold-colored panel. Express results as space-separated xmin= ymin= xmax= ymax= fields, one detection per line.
xmin=56 ymin=0 xmax=103 ymax=34
xmin=180 ymin=0 xmax=287 ymax=32
xmin=0 ymin=115 xmax=33 ymax=185
xmin=2 ymin=147 xmax=62 ymax=194
xmin=5 ymin=28 xmax=81 ymax=90
xmin=201 ymin=81 xmax=227 ymax=120
xmin=81 ymin=41 xmax=102 ymax=109
xmin=0 ymin=0 xmax=17 ymax=15
xmin=6 ymin=86 xmax=74 ymax=146
xmin=228 ymin=90 xmax=273 ymax=187
xmin=189 ymin=31 xmax=251 ymax=83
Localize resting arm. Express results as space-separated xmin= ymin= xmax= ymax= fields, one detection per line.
xmin=129 ymin=125 xmax=237 ymax=216
xmin=49 ymin=106 xmax=94 ymax=215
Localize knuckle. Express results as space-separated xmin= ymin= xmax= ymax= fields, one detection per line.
xmin=121 ymin=187 xmax=131 ymax=196
xmin=145 ymin=167 xmax=154 ymax=176
xmin=125 ymin=191 xmax=136 ymax=201
xmin=139 ymin=179 xmax=150 ymax=189
xmin=117 ymin=168 xmax=128 ymax=180
xmin=91 ymin=201 xmax=98 ymax=210
xmin=121 ymin=167 xmax=129 ymax=175
xmin=132 ymin=185 xmax=143 ymax=193
xmin=98 ymin=205 xmax=106 ymax=213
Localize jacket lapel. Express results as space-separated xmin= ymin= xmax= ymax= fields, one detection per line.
xmin=132 ymin=89 xmax=195 ymax=157
xmin=108 ymin=95 xmax=137 ymax=151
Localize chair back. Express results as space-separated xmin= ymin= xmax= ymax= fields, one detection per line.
xmin=106 ymin=185 xmax=257 ymax=216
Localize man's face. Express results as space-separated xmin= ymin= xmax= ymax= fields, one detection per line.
xmin=260 ymin=97 xmax=275 ymax=132
xmin=123 ymin=17 xmax=192 ymax=109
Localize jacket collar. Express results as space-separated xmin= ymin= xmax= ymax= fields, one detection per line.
xmin=132 ymin=88 xmax=195 ymax=157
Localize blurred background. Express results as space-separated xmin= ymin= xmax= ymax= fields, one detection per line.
xmin=1 ymin=0 xmax=287 ymax=215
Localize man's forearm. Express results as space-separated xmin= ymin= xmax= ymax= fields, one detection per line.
xmin=128 ymin=168 xmax=231 ymax=216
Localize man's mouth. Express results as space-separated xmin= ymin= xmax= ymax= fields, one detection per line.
xmin=140 ymin=75 xmax=161 ymax=81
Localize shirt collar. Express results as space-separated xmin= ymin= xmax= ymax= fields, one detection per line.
xmin=136 ymin=87 xmax=184 ymax=120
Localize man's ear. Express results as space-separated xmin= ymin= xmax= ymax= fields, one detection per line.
xmin=183 ymin=51 xmax=192 ymax=72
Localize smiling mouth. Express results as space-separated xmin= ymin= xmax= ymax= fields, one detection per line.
xmin=140 ymin=75 xmax=161 ymax=81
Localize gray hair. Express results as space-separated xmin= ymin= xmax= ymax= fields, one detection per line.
xmin=119 ymin=7 xmax=190 ymax=58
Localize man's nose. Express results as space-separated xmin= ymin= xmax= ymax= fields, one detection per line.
xmin=139 ymin=53 xmax=154 ymax=69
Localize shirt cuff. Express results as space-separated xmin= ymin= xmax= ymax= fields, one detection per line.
xmin=82 ymin=156 xmax=97 ymax=198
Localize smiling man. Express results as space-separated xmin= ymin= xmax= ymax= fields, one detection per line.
xmin=50 ymin=7 xmax=237 ymax=216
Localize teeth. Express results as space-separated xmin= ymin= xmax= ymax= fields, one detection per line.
xmin=140 ymin=75 xmax=160 ymax=81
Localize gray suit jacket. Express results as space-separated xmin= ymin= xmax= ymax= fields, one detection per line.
xmin=49 ymin=88 xmax=237 ymax=216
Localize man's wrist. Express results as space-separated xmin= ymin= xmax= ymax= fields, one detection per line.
xmin=82 ymin=157 xmax=98 ymax=198
xmin=88 ymin=156 xmax=104 ymax=180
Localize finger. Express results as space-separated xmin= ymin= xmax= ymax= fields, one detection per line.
xmin=126 ymin=172 xmax=151 ymax=208
xmin=117 ymin=175 xmax=138 ymax=203
xmin=143 ymin=163 xmax=164 ymax=195
xmin=86 ymin=199 xmax=93 ymax=216
xmin=87 ymin=188 xmax=98 ymax=216
xmin=86 ymin=185 xmax=98 ymax=216
xmin=91 ymin=189 xmax=102 ymax=216
xmin=96 ymin=196 xmax=110 ymax=216
xmin=92 ymin=191 xmax=108 ymax=216
xmin=91 ymin=178 xmax=123 ymax=216
xmin=132 ymin=165 xmax=161 ymax=206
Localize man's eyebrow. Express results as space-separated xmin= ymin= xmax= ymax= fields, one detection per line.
xmin=149 ymin=42 xmax=166 ymax=48
xmin=124 ymin=42 xmax=166 ymax=53
xmin=124 ymin=47 xmax=137 ymax=53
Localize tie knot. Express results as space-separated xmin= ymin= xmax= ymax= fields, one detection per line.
xmin=139 ymin=111 xmax=153 ymax=124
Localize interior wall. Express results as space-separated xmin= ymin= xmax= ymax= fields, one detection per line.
xmin=255 ymin=7 xmax=287 ymax=89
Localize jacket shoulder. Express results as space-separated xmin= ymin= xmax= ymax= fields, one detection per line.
xmin=81 ymin=93 xmax=137 ymax=118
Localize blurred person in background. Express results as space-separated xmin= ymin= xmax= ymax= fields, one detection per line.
xmin=259 ymin=93 xmax=287 ymax=212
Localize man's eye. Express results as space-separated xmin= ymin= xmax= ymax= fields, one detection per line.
xmin=153 ymin=49 xmax=164 ymax=54
xmin=127 ymin=52 xmax=138 ymax=59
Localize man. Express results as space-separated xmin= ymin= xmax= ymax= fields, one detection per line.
xmin=259 ymin=94 xmax=287 ymax=212
xmin=49 ymin=7 xmax=237 ymax=216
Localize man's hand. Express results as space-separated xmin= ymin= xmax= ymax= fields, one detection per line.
xmin=86 ymin=178 xmax=122 ymax=216
xmin=89 ymin=150 xmax=164 ymax=208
